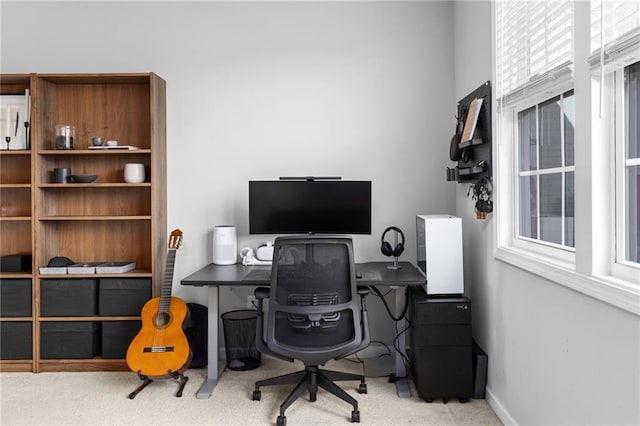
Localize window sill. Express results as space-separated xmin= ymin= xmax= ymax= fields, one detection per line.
xmin=495 ymin=246 xmax=640 ymax=316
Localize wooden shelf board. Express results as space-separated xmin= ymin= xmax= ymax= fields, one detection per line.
xmin=38 ymin=215 xmax=152 ymax=221
xmin=38 ymin=358 xmax=129 ymax=372
xmin=0 ymin=216 xmax=31 ymax=221
xmin=0 ymin=360 xmax=34 ymax=372
xmin=0 ymin=272 xmax=33 ymax=279
xmin=0 ymin=317 xmax=32 ymax=322
xmin=38 ymin=149 xmax=151 ymax=155
xmin=39 ymin=316 xmax=141 ymax=321
xmin=0 ymin=150 xmax=31 ymax=156
xmin=0 ymin=184 xmax=31 ymax=188
xmin=39 ymin=183 xmax=151 ymax=188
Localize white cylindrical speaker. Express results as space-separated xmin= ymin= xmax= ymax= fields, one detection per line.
xmin=212 ymin=225 xmax=237 ymax=265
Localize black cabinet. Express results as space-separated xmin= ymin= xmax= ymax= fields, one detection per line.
xmin=409 ymin=286 xmax=472 ymax=402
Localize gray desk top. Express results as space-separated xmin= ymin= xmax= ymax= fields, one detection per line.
xmin=180 ymin=261 xmax=425 ymax=287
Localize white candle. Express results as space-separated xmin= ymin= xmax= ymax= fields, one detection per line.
xmin=5 ymin=105 xmax=11 ymax=139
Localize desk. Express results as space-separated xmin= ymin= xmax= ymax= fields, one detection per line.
xmin=181 ymin=261 xmax=425 ymax=399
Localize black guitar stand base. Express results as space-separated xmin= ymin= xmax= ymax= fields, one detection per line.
xmin=128 ymin=370 xmax=189 ymax=399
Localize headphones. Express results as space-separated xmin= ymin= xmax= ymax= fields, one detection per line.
xmin=380 ymin=226 xmax=405 ymax=258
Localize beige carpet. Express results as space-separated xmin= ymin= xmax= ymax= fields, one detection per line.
xmin=0 ymin=358 xmax=501 ymax=425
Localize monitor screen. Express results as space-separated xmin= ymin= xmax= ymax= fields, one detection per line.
xmin=249 ymin=180 xmax=372 ymax=235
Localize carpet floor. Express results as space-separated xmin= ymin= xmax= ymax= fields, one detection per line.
xmin=0 ymin=358 xmax=502 ymax=425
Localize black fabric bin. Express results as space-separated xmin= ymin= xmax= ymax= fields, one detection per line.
xmin=0 ymin=279 xmax=32 ymax=317
xmin=40 ymin=321 xmax=100 ymax=359
xmin=40 ymin=279 xmax=98 ymax=316
xmin=0 ymin=321 xmax=32 ymax=360
xmin=221 ymin=310 xmax=261 ymax=371
xmin=102 ymin=321 xmax=141 ymax=359
xmin=99 ymin=278 xmax=151 ymax=316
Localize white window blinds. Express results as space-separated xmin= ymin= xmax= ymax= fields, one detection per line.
xmin=590 ymin=0 xmax=640 ymax=65
xmin=496 ymin=0 xmax=574 ymax=102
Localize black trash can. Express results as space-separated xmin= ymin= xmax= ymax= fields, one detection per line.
xmin=221 ymin=309 xmax=261 ymax=371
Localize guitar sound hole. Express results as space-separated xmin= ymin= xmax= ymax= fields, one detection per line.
xmin=154 ymin=312 xmax=171 ymax=328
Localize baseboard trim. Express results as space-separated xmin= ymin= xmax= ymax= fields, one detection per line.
xmin=486 ymin=386 xmax=517 ymax=425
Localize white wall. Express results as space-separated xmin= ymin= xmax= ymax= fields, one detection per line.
xmin=1 ymin=1 xmax=455 ymax=344
xmin=454 ymin=2 xmax=640 ymax=425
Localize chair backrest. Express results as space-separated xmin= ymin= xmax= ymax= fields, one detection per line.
xmin=265 ymin=235 xmax=364 ymax=366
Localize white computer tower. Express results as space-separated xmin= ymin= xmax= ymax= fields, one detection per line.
xmin=415 ymin=214 xmax=464 ymax=295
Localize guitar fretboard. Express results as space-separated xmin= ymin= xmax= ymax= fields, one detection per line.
xmin=158 ymin=249 xmax=177 ymax=314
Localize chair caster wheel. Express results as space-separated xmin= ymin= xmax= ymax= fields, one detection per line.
xmin=351 ymin=410 xmax=360 ymax=423
xmin=459 ymin=398 xmax=469 ymax=403
xmin=443 ymin=398 xmax=448 ymax=404
xmin=359 ymin=383 xmax=367 ymax=394
xmin=277 ymin=415 xmax=286 ymax=426
xmin=252 ymin=390 xmax=261 ymax=401
xmin=425 ymin=398 xmax=434 ymax=403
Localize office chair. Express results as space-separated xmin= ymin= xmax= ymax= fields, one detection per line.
xmin=252 ymin=235 xmax=370 ymax=425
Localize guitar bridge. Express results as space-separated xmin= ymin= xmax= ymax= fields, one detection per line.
xmin=143 ymin=346 xmax=175 ymax=353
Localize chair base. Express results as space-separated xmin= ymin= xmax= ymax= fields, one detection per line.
xmin=253 ymin=365 xmax=367 ymax=423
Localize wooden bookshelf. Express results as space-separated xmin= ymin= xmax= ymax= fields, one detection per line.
xmin=0 ymin=73 xmax=166 ymax=372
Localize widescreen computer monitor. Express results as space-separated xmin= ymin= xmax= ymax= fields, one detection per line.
xmin=249 ymin=180 xmax=372 ymax=235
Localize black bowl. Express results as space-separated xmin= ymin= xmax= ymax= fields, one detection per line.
xmin=69 ymin=174 xmax=98 ymax=183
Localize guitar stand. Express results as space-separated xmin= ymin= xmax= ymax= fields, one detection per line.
xmin=128 ymin=370 xmax=189 ymax=399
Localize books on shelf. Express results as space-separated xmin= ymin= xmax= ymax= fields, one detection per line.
xmin=461 ymin=97 xmax=483 ymax=143
xmin=39 ymin=261 xmax=136 ymax=274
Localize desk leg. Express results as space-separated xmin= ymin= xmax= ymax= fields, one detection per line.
xmin=196 ymin=286 xmax=220 ymax=399
xmin=394 ymin=286 xmax=411 ymax=398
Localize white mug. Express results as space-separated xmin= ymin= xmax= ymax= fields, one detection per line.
xmin=124 ymin=163 xmax=145 ymax=183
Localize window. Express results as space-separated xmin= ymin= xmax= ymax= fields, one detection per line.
xmin=517 ymin=91 xmax=575 ymax=248
xmin=494 ymin=0 xmax=640 ymax=315
xmin=622 ymin=61 xmax=639 ymax=264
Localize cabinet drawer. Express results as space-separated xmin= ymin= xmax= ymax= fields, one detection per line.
xmin=412 ymin=300 xmax=471 ymax=325
xmin=412 ymin=324 xmax=471 ymax=347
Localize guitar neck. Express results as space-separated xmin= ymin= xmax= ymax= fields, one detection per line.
xmin=158 ymin=248 xmax=177 ymax=313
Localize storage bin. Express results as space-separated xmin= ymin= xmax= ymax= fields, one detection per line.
xmin=40 ymin=321 xmax=100 ymax=359
xmin=40 ymin=279 xmax=98 ymax=316
xmin=98 ymin=278 xmax=151 ymax=316
xmin=101 ymin=321 xmax=141 ymax=359
xmin=0 ymin=279 xmax=32 ymax=317
xmin=0 ymin=321 xmax=32 ymax=360
xmin=0 ymin=254 xmax=32 ymax=273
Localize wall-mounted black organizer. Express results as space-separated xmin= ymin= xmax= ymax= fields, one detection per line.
xmin=447 ymin=81 xmax=492 ymax=183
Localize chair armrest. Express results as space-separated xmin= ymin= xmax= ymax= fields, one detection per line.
xmin=255 ymin=287 xmax=270 ymax=300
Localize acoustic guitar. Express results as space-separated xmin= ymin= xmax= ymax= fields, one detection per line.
xmin=126 ymin=229 xmax=192 ymax=397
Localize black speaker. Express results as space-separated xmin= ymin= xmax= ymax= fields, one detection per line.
xmin=472 ymin=341 xmax=488 ymax=399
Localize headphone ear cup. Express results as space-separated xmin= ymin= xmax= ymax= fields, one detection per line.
xmin=381 ymin=241 xmax=393 ymax=257
xmin=393 ymin=242 xmax=405 ymax=257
